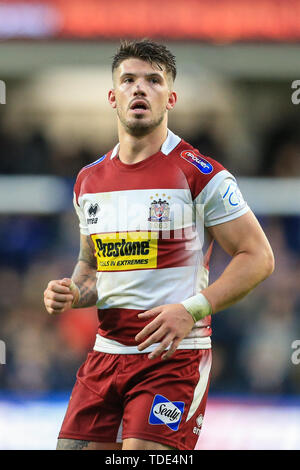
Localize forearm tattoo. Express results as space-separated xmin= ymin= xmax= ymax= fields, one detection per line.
xmin=71 ymin=235 xmax=98 ymax=308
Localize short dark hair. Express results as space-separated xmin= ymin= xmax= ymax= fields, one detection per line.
xmin=112 ymin=39 xmax=177 ymax=82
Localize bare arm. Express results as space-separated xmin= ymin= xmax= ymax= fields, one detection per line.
xmin=71 ymin=234 xmax=98 ymax=308
xmin=44 ymin=234 xmax=98 ymax=314
xmin=136 ymin=210 xmax=274 ymax=360
xmin=202 ymin=210 xmax=275 ymax=313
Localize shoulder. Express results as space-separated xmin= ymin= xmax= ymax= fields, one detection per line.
xmin=169 ymin=138 xmax=227 ymax=199
xmin=74 ymin=149 xmax=114 ymax=205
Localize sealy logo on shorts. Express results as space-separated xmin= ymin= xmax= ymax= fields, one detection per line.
xmin=180 ymin=150 xmax=213 ymax=174
xmin=149 ymin=394 xmax=185 ymax=431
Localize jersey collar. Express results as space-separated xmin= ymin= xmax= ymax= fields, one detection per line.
xmin=110 ymin=129 xmax=181 ymax=159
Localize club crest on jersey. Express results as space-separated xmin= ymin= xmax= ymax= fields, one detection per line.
xmin=180 ymin=150 xmax=213 ymax=174
xmin=149 ymin=394 xmax=185 ymax=431
xmin=148 ymin=194 xmax=171 ymax=229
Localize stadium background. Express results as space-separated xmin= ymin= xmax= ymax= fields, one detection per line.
xmin=0 ymin=0 xmax=300 ymax=450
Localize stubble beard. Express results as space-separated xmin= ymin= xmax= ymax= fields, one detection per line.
xmin=117 ymin=108 xmax=166 ymax=137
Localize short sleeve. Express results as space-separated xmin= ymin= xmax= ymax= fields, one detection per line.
xmin=73 ymin=192 xmax=89 ymax=235
xmin=194 ymin=170 xmax=249 ymax=227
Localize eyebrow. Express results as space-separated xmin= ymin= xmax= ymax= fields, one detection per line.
xmin=120 ymin=72 xmax=164 ymax=80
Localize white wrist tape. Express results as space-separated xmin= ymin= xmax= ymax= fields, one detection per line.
xmin=181 ymin=293 xmax=212 ymax=323
xmin=70 ymin=280 xmax=80 ymax=308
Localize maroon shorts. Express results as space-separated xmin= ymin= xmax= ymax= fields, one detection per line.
xmin=58 ymin=348 xmax=212 ymax=450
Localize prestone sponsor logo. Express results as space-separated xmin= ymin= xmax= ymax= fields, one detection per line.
xmin=91 ymin=231 xmax=158 ymax=271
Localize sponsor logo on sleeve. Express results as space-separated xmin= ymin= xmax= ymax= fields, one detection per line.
xmin=149 ymin=394 xmax=185 ymax=431
xmin=222 ymin=181 xmax=243 ymax=207
xmin=180 ymin=150 xmax=213 ymax=174
xmin=88 ymin=203 xmax=99 ymax=216
xmin=87 ymin=203 xmax=99 ymax=224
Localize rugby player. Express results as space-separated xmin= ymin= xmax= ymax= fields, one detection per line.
xmin=44 ymin=39 xmax=274 ymax=450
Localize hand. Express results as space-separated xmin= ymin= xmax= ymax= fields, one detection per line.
xmin=44 ymin=278 xmax=80 ymax=315
xmin=135 ymin=303 xmax=195 ymax=361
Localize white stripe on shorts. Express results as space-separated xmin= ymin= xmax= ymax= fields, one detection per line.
xmin=186 ymin=351 xmax=212 ymax=422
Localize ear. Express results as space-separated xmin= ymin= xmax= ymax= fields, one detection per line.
xmin=108 ymin=89 xmax=117 ymax=109
xmin=166 ymin=91 xmax=177 ymax=111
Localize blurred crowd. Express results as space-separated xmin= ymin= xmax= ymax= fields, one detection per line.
xmin=0 ymin=127 xmax=97 ymax=178
xmin=0 ymin=122 xmax=300 ymax=397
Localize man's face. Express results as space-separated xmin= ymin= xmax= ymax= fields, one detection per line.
xmin=109 ymin=58 xmax=176 ymax=136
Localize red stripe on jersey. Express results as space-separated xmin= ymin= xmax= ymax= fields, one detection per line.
xmin=74 ymin=140 xmax=225 ymax=203
xmin=156 ymin=226 xmax=201 ymax=269
xmin=173 ymin=140 xmax=226 ymax=200
xmin=97 ymin=308 xmax=145 ymax=346
xmin=97 ymin=308 xmax=211 ymax=346
xmin=75 ymin=149 xmax=189 ymax=201
xmin=74 ymin=150 xmax=113 ymax=205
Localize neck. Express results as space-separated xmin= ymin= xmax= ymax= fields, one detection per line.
xmin=117 ymin=122 xmax=168 ymax=165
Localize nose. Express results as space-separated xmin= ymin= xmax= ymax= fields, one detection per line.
xmin=133 ymin=80 xmax=146 ymax=96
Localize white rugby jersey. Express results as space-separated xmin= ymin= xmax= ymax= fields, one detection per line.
xmin=73 ymin=130 xmax=249 ymax=354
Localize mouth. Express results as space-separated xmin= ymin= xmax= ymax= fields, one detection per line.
xmin=129 ymin=100 xmax=150 ymax=112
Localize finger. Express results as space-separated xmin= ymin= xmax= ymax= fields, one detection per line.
xmin=47 ymin=282 xmax=72 ymax=295
xmin=45 ymin=299 xmax=69 ymax=311
xmin=60 ymin=278 xmax=72 ymax=287
xmin=161 ymin=338 xmax=181 ymax=360
xmin=45 ymin=304 xmax=64 ymax=315
xmin=138 ymin=306 xmax=163 ymax=319
xmin=137 ymin=327 xmax=167 ymax=352
xmin=148 ymin=334 xmax=175 ymax=360
xmin=45 ymin=291 xmax=74 ymax=303
xmin=135 ymin=318 xmax=162 ymax=342
xmin=46 ymin=307 xmax=64 ymax=315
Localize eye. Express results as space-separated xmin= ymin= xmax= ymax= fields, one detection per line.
xmin=124 ymin=77 xmax=133 ymax=83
